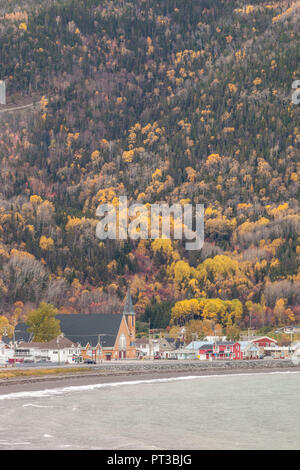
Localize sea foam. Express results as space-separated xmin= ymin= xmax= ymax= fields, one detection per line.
xmin=0 ymin=370 xmax=299 ymax=401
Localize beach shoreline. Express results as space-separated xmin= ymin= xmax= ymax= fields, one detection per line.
xmin=1 ymin=361 xmax=299 ymax=396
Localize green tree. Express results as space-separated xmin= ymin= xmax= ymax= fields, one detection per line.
xmin=26 ymin=302 xmax=61 ymax=342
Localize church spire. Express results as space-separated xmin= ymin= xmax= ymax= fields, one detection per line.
xmin=123 ymin=287 xmax=135 ymax=316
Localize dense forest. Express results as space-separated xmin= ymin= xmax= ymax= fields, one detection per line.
xmin=0 ymin=0 xmax=299 ymax=334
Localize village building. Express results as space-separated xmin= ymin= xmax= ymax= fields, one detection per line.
xmin=263 ymin=345 xmax=293 ymax=359
xmin=198 ymin=342 xmax=242 ymax=360
xmin=275 ymin=326 xmax=300 ymax=335
xmin=135 ymin=338 xmax=159 ymax=359
xmin=239 ymin=341 xmax=260 ymax=360
xmin=157 ymin=337 xmax=176 ymax=359
xmin=173 ymin=348 xmax=198 ymax=360
xmin=136 ymin=336 xmax=177 ymax=359
xmin=14 ymin=336 xmax=81 ymax=364
xmin=0 ymin=341 xmax=14 ymax=365
xmin=249 ymin=336 xmax=278 ymax=354
xmin=57 ymin=289 xmax=136 ymax=361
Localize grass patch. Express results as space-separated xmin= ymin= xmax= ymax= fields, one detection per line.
xmin=0 ymin=367 xmax=93 ymax=380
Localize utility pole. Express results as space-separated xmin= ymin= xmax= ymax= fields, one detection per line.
xmin=96 ymin=334 xmax=106 ymax=363
xmin=148 ymin=319 xmax=152 ymax=360
xmin=248 ymin=312 xmax=252 ymax=341
xmin=213 ymin=323 xmax=217 ymax=360
xmin=191 ymin=333 xmax=197 ymax=357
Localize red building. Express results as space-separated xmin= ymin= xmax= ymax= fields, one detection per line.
xmin=198 ymin=342 xmax=241 ymax=360
xmin=250 ymin=336 xmax=277 ymax=354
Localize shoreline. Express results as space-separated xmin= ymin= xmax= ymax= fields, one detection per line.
xmin=1 ymin=361 xmax=300 ymax=395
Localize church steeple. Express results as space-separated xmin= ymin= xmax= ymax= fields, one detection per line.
xmin=123 ymin=287 xmax=135 ymax=317
xmin=123 ymin=287 xmax=136 ymax=344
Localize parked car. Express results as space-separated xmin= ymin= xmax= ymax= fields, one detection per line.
xmin=154 ymin=354 xmax=161 ymax=360
xmin=84 ymin=359 xmax=96 ymax=364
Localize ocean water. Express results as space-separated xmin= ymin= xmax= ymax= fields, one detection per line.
xmin=0 ymin=372 xmax=299 ymax=450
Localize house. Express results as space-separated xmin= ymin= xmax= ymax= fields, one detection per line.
xmin=250 ymin=336 xmax=278 ymax=354
xmin=275 ymin=326 xmax=300 ymax=335
xmin=14 ymin=336 xmax=81 ymax=364
xmin=263 ymin=345 xmax=293 ymax=359
xmin=157 ymin=337 xmax=176 ymax=359
xmin=57 ymin=289 xmax=136 ymax=361
xmin=173 ymin=348 xmax=198 ymax=360
xmin=0 ymin=342 xmax=14 ymax=365
xmin=198 ymin=342 xmax=242 ymax=360
xmin=239 ymin=341 xmax=260 ymax=359
xmin=135 ymin=337 xmax=159 ymax=358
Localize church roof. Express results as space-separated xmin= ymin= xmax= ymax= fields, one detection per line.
xmin=123 ymin=288 xmax=135 ymax=316
xmin=2 ymin=323 xmax=32 ymax=344
xmin=56 ymin=314 xmax=123 ymax=348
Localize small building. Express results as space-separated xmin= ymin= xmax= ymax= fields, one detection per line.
xmin=173 ymin=348 xmax=198 ymax=360
xmin=157 ymin=337 xmax=176 ymax=359
xmin=198 ymin=342 xmax=242 ymax=360
xmin=275 ymin=326 xmax=300 ymax=335
xmin=250 ymin=336 xmax=278 ymax=354
xmin=0 ymin=342 xmax=14 ymax=365
xmin=239 ymin=341 xmax=260 ymax=359
xmin=136 ymin=337 xmax=159 ymax=358
xmin=264 ymin=346 xmax=292 ymax=359
xmin=14 ymin=336 xmax=81 ymax=364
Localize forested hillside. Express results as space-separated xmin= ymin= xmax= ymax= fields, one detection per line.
xmin=0 ymin=0 xmax=299 ymax=333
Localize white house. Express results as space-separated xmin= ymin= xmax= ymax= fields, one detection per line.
xmin=15 ymin=336 xmax=82 ymax=364
xmin=135 ymin=337 xmax=160 ymax=358
xmin=0 ymin=342 xmax=14 ymax=365
xmin=291 ymin=342 xmax=300 ymax=365
xmin=173 ymin=348 xmax=198 ymax=360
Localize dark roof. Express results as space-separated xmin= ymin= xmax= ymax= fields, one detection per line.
xmin=199 ymin=343 xmax=214 ymax=350
xmin=56 ymin=314 xmax=123 ymax=348
xmin=2 ymin=323 xmax=32 ymax=344
xmin=216 ymin=342 xmax=236 ymax=346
